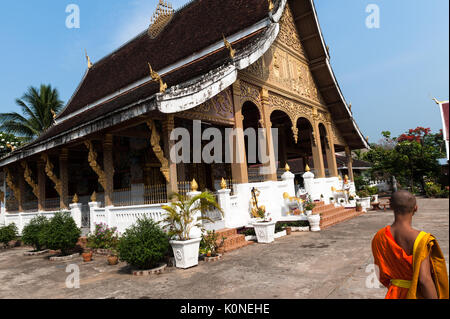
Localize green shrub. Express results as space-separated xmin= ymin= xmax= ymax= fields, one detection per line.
xmin=366 ymin=186 xmax=379 ymax=196
xmin=117 ymin=218 xmax=169 ymax=270
xmin=41 ymin=212 xmax=81 ymax=255
xmin=425 ymin=182 xmax=449 ymax=198
xmin=199 ymin=230 xmax=223 ymax=256
xmin=357 ymin=190 xmax=369 ymax=198
xmin=0 ymin=223 xmax=18 ymax=246
xmin=87 ymin=223 xmax=118 ymax=250
xmin=22 ymin=216 xmax=49 ymax=251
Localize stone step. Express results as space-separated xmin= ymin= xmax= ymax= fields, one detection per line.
xmin=320 ymin=208 xmax=354 ymax=224
xmin=319 ymin=206 xmax=347 ymax=217
xmin=217 ymin=233 xmax=252 ymax=253
xmin=320 ymin=209 xmax=363 ymax=230
xmin=313 ymin=203 xmax=334 ymax=213
xmin=215 ymin=228 xmax=237 ymax=239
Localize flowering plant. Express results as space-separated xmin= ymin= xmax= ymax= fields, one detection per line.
xmin=87 ymin=223 xmax=119 ymax=250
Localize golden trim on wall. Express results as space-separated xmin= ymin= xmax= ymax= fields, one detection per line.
xmin=21 ymin=161 xmax=39 ymax=198
xmin=84 ymin=141 xmax=107 ymax=190
xmin=146 ymin=119 xmax=170 ymax=183
xmin=41 ymin=153 xmax=63 ymax=196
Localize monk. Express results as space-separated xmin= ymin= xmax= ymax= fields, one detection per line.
xmin=371 ymin=190 xmax=449 ymax=299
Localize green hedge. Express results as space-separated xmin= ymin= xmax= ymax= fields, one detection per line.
xmin=22 ymin=216 xmax=49 ymax=251
xmin=0 ymin=223 xmax=18 ymax=246
xmin=117 ymin=218 xmax=169 ymax=270
xmin=41 ymin=212 xmax=81 ymax=255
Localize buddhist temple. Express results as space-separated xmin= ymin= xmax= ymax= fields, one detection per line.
xmin=0 ymin=0 xmax=368 ymax=234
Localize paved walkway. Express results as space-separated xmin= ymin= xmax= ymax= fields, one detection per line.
xmin=0 ymin=198 xmax=447 ymax=299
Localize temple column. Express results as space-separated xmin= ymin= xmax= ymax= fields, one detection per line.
xmin=103 ymin=134 xmax=114 ymax=207
xmin=345 ymin=146 xmax=354 ymax=182
xmin=230 ymin=80 xmax=248 ymax=184
xmin=37 ymin=160 xmax=46 ymax=211
xmin=59 ymin=148 xmax=69 ymax=209
xmin=324 ymin=132 xmax=338 ymax=178
xmin=163 ymin=115 xmax=178 ymax=194
xmin=261 ymin=88 xmax=277 ymax=181
xmin=17 ymin=166 xmax=25 ymax=212
xmin=310 ymin=123 xmax=325 ymax=178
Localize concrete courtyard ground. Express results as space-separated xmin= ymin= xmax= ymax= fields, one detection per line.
xmin=0 ymin=198 xmax=448 ymax=299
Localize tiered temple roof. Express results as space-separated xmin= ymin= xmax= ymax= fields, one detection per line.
xmin=0 ymin=0 xmax=368 ymax=166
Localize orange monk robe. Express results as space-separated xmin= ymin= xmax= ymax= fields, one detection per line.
xmin=372 ymin=226 xmax=413 ymax=299
xmin=372 ymin=226 xmax=449 ymax=299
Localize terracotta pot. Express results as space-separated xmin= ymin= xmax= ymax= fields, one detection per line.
xmin=356 ymin=205 xmax=363 ymax=212
xmin=107 ymin=255 xmax=119 ymax=265
xmin=206 ymin=251 xmax=212 ymax=257
xmin=285 ymin=227 xmax=292 ymax=235
xmin=82 ymin=252 xmax=93 ymax=262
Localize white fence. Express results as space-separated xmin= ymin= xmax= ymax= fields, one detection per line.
xmin=3 ymin=210 xmax=68 ymax=235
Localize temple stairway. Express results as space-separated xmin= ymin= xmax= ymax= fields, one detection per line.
xmin=312 ymin=202 xmax=363 ymax=230
xmin=215 ymin=228 xmax=254 ymax=254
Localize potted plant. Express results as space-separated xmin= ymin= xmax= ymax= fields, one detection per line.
xmin=161 ymin=192 xmax=222 ymax=269
xmin=117 ymin=217 xmax=169 ymax=271
xmin=252 ymin=205 xmax=276 ymax=244
xmin=356 ymin=202 xmax=363 ymax=212
xmin=82 ymin=248 xmax=93 ymax=262
xmin=200 ymin=230 xmax=224 ymax=260
xmin=107 ymin=249 xmax=119 ymax=265
xmin=357 ymin=190 xmax=371 ymax=210
xmin=304 ymin=201 xmax=315 ymax=216
xmin=367 ymin=186 xmax=379 ymax=203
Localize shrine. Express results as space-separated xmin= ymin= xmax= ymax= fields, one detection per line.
xmin=0 ymin=0 xmax=368 ymax=235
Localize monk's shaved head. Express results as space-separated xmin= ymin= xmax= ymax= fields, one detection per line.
xmin=390 ymin=190 xmax=417 ymax=215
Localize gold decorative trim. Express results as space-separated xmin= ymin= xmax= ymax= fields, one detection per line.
xmin=223 ymin=34 xmax=236 ymax=59
xmin=147 ymin=119 xmax=170 ymax=183
xmin=191 ymin=179 xmax=199 ymax=192
xmin=84 ymin=141 xmax=107 ymax=190
xmin=5 ymin=167 xmax=20 ymax=202
xmin=148 ymin=62 xmax=167 ymax=93
xmin=41 ymin=154 xmax=62 ymax=197
xmin=21 ymin=161 xmax=38 ymax=198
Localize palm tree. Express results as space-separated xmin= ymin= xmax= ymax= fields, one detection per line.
xmin=0 ymin=84 xmax=63 ymax=141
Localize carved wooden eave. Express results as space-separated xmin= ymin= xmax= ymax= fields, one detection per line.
xmin=21 ymin=161 xmax=39 ymax=198
xmin=41 ymin=154 xmax=62 ymax=196
xmin=146 ymin=119 xmax=170 ymax=183
xmin=84 ymin=140 xmax=107 ymax=190
xmin=4 ymin=167 xmax=20 ymax=201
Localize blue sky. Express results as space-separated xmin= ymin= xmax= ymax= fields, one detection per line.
xmin=0 ymin=0 xmax=448 ymax=144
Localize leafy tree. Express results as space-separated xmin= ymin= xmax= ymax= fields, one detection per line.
xmin=0 ymin=84 xmax=63 ymax=141
xmin=41 ymin=212 xmax=81 ymax=255
xmin=363 ymin=127 xmax=443 ymax=191
xmin=0 ymin=223 xmax=18 ymax=247
xmin=21 ymin=215 xmax=49 ymax=251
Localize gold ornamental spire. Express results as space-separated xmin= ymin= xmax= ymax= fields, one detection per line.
xmin=191 ymin=179 xmax=199 ymax=192
xmin=305 ymin=164 xmax=310 ymax=172
xmin=285 ymin=163 xmax=290 ymax=172
xmin=221 ymin=178 xmax=227 ymax=190
xmin=148 ymin=0 xmax=174 ymax=38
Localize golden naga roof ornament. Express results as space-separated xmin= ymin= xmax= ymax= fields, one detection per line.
xmin=148 ymin=0 xmax=174 ymax=39
xmin=148 ymin=62 xmax=167 ymax=93
xmin=223 ymin=34 xmax=236 ymax=59
xmin=85 ymin=49 xmax=93 ymax=69
xmin=268 ymin=0 xmax=274 ymax=11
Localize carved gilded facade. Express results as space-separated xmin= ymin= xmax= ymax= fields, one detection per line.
xmin=41 ymin=154 xmax=62 ymax=196
xmin=84 ymin=141 xmax=107 ymax=190
xmin=21 ymin=161 xmax=39 ymax=198
xmin=146 ymin=119 xmax=170 ymax=183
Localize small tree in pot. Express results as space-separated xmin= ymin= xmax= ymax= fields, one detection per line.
xmin=22 ymin=215 xmax=49 ymax=252
xmin=161 ymin=191 xmax=222 ymax=269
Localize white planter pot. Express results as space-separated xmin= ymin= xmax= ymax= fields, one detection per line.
xmin=307 ymin=214 xmax=321 ymax=232
xmin=169 ymin=238 xmax=202 ymax=269
xmin=252 ymin=221 xmax=276 ymax=243
xmin=360 ymin=197 xmax=371 ymax=210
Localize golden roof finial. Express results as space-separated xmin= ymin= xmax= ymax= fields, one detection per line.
xmin=148 ymin=0 xmax=174 ymax=38
xmin=221 ymin=178 xmax=227 ymax=190
xmin=85 ymin=49 xmax=93 ymax=69
xmin=223 ymin=34 xmax=236 ymax=59
xmin=285 ymin=163 xmax=290 ymax=172
xmin=305 ymin=164 xmax=311 ymax=172
xmin=191 ymin=179 xmax=199 ymax=192
xmin=72 ymin=194 xmax=79 ymax=204
xmin=148 ymin=62 xmax=167 ymax=93
xmin=91 ymin=191 xmax=97 ymax=202
xmin=268 ymin=0 xmax=274 ymax=11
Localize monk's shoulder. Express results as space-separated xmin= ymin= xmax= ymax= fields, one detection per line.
xmin=372 ymin=227 xmax=388 ymax=245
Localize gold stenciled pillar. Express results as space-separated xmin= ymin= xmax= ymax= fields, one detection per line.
xmin=37 ymin=159 xmax=46 ymax=211
xmin=324 ymin=121 xmax=338 ymax=177
xmin=59 ymin=148 xmax=69 ymax=209
xmin=345 ymin=146 xmax=354 ymax=182
xmin=230 ymin=80 xmax=248 ymax=184
xmin=261 ymin=88 xmax=278 ymax=181
xmin=310 ymin=109 xmax=325 ymax=178
xmin=103 ymin=134 xmax=114 ymax=207
xmin=162 ymin=115 xmax=178 ymax=195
